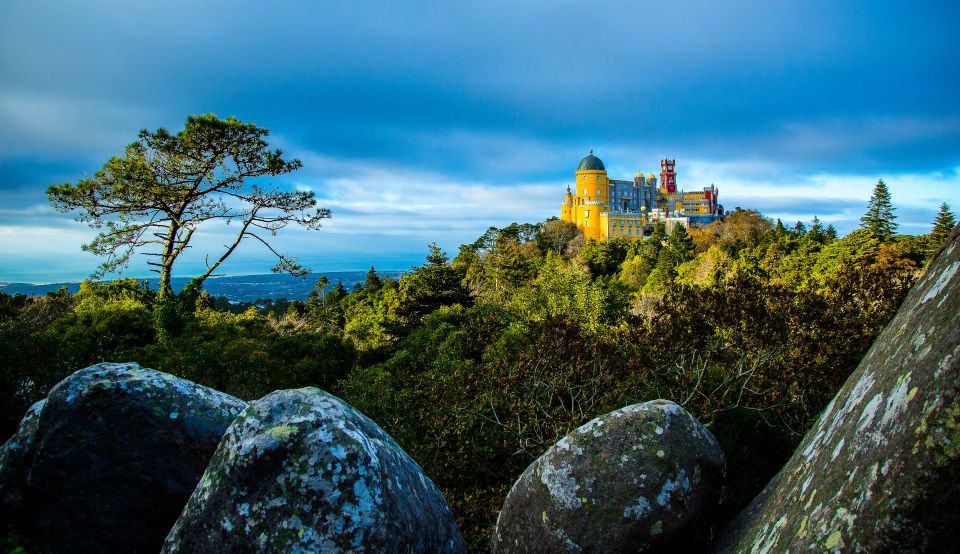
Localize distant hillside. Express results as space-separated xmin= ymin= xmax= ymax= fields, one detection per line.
xmin=0 ymin=271 xmax=404 ymax=303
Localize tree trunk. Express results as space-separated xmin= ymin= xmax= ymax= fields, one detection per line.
xmin=158 ymin=221 xmax=179 ymax=298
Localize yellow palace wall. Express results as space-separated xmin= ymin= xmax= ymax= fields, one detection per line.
xmin=561 ymin=167 xmax=648 ymax=240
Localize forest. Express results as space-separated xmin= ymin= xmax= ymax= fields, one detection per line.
xmin=1 ymin=198 xmax=956 ymax=550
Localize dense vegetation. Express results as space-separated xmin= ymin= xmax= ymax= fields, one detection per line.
xmin=2 ymin=199 xmax=953 ymax=550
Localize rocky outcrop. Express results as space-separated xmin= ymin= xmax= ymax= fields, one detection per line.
xmin=0 ymin=362 xmax=247 ymax=553
xmin=163 ymin=387 xmax=466 ymax=553
xmin=711 ymin=226 xmax=960 ymax=553
xmin=491 ymin=399 xmax=726 ymax=553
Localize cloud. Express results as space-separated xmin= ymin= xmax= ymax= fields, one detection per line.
xmin=286 ymin=149 xmax=560 ymax=237
xmin=0 ymin=203 xmax=58 ymax=217
xmin=0 ymin=90 xmax=154 ymax=158
xmin=692 ymin=161 xmax=960 ymax=233
xmin=1 ymin=1 xmax=957 ymax=280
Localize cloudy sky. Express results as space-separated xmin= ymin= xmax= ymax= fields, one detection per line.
xmin=1 ymin=0 xmax=957 ymax=282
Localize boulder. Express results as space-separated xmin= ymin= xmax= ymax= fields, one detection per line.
xmin=711 ymin=226 xmax=960 ymax=552
xmin=162 ymin=387 xmax=466 ymax=553
xmin=0 ymin=362 xmax=247 ymax=553
xmin=0 ymin=399 xmax=45 ymax=515
xmin=491 ymin=399 xmax=726 ymax=553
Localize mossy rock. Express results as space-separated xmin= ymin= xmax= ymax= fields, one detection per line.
xmin=711 ymin=226 xmax=960 ymax=553
xmin=163 ymin=387 xmax=466 ymax=553
xmin=492 ymin=400 xmax=726 ymax=553
xmin=0 ymin=362 xmax=247 ymax=553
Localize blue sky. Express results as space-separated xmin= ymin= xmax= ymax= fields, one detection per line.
xmin=1 ymin=0 xmax=957 ymax=282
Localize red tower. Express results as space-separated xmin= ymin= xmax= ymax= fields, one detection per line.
xmin=660 ymin=158 xmax=676 ymax=194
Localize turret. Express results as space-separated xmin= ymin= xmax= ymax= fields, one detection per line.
xmin=660 ymin=158 xmax=676 ymax=194
xmin=573 ymin=149 xmax=609 ymax=240
xmin=561 ymin=185 xmax=573 ymax=222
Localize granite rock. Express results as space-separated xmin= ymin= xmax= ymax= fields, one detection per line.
xmin=163 ymin=387 xmax=466 ymax=553
xmin=711 ymin=226 xmax=960 ymax=553
xmin=492 ymin=399 xmax=726 ymax=553
xmin=0 ymin=362 xmax=247 ymax=553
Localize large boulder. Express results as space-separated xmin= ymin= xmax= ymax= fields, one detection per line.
xmin=0 ymin=399 xmax=45 ymax=515
xmin=491 ymin=399 xmax=726 ymax=553
xmin=711 ymin=227 xmax=960 ymax=552
xmin=0 ymin=362 xmax=247 ymax=553
xmin=163 ymin=387 xmax=466 ymax=553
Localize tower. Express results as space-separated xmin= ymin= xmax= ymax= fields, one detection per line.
xmin=561 ymin=150 xmax=609 ymax=241
xmin=560 ymin=152 xmax=720 ymax=241
xmin=660 ymin=158 xmax=676 ymax=194
xmin=561 ymin=185 xmax=573 ymax=222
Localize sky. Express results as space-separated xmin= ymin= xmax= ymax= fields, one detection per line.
xmin=1 ymin=0 xmax=958 ymax=282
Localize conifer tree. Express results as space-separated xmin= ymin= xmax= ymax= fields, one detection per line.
xmin=807 ymin=216 xmax=825 ymax=243
xmin=793 ymin=221 xmax=807 ymax=236
xmin=667 ymin=223 xmax=695 ymax=264
xmin=930 ymin=202 xmax=957 ymax=247
xmin=860 ymin=179 xmax=898 ymax=241
xmin=328 ymin=281 xmax=347 ymax=303
xmin=48 ymin=115 xmax=328 ymax=297
xmin=774 ymin=219 xmax=788 ymax=235
xmin=364 ymin=266 xmax=383 ymax=291
xmin=307 ymin=275 xmax=330 ymax=307
xmin=649 ymin=221 xmax=668 ymax=245
xmin=824 ymin=224 xmax=838 ymax=242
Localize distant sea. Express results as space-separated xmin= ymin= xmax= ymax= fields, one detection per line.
xmin=0 ymin=271 xmax=405 ymax=303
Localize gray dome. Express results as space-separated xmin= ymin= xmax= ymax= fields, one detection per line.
xmin=577 ymin=150 xmax=605 ymax=171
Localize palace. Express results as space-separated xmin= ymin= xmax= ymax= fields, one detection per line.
xmin=560 ymin=151 xmax=724 ymax=241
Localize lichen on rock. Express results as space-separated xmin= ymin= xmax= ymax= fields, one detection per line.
xmin=491 ymin=399 xmax=726 ymax=553
xmin=711 ymin=225 xmax=960 ymax=553
xmin=162 ymin=387 xmax=466 ymax=553
xmin=0 ymin=362 xmax=247 ymax=553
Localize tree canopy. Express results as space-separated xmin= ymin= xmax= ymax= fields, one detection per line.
xmin=48 ymin=114 xmax=330 ymax=297
xmin=0 ymin=210 xmax=935 ymax=550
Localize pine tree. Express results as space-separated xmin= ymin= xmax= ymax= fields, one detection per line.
xmin=860 ymin=179 xmax=898 ymax=241
xmin=649 ymin=221 xmax=668 ymax=245
xmin=807 ymin=216 xmax=825 ymax=243
xmin=307 ymin=275 xmax=330 ymax=305
xmin=793 ymin=221 xmax=807 ymax=236
xmin=667 ymin=223 xmax=695 ymax=264
xmin=824 ymin=224 xmax=838 ymax=242
xmin=774 ymin=219 xmax=788 ymax=235
xmin=364 ymin=265 xmax=383 ymax=290
xmin=930 ymin=202 xmax=957 ymax=247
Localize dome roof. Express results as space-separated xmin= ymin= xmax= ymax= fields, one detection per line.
xmin=577 ymin=149 xmax=605 ymax=171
